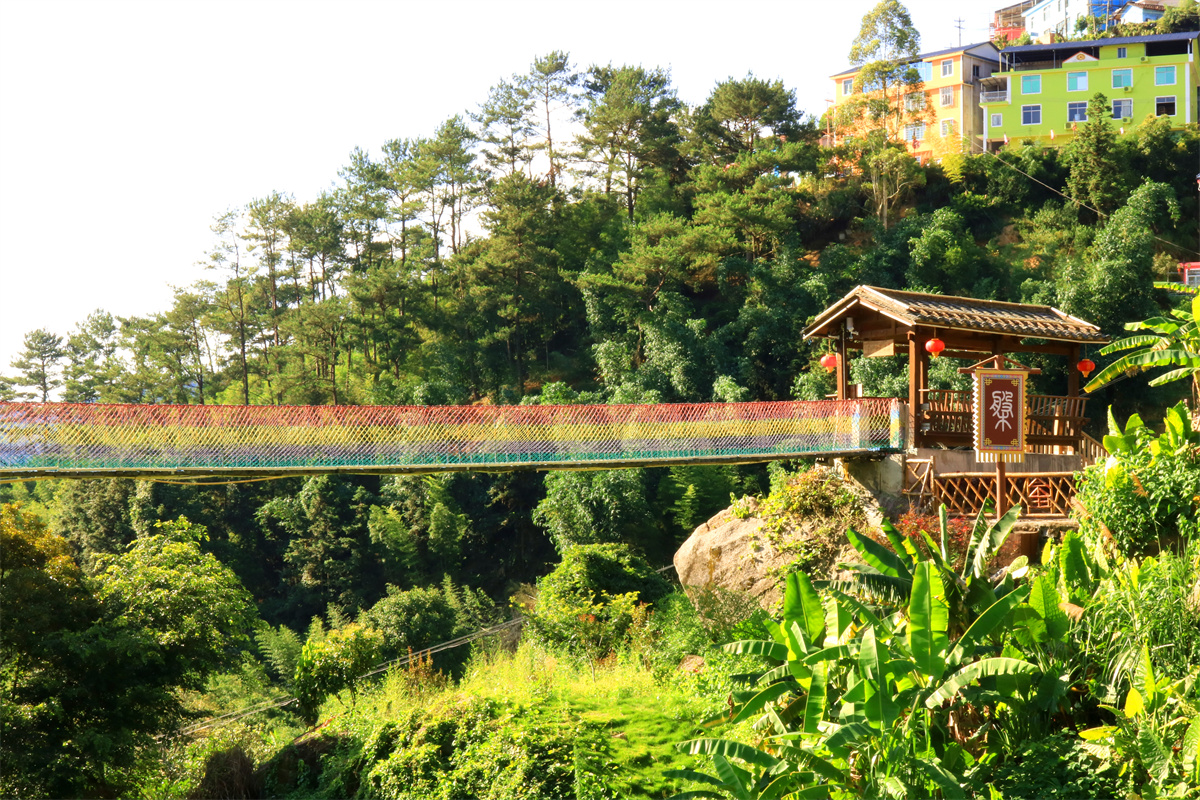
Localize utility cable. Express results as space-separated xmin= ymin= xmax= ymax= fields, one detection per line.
xmin=168 ymin=616 xmax=525 ymax=739
xmin=971 ymin=138 xmax=1200 ymax=260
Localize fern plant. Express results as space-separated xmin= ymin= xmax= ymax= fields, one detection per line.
xmin=255 ymin=623 xmax=303 ymax=687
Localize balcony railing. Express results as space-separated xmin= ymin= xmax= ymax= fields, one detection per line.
xmin=920 ymin=389 xmax=1088 ymax=451
xmin=981 ymin=90 xmax=1010 ymax=103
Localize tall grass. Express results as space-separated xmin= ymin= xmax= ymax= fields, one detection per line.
xmin=1080 ymin=540 xmax=1200 ymax=698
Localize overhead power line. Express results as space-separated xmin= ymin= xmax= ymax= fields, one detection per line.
xmin=169 ymin=617 xmax=526 ymax=739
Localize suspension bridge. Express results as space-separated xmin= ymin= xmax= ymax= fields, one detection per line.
xmin=0 ymin=398 xmax=904 ymax=481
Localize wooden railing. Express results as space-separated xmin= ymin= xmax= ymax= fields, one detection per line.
xmin=921 ymin=390 xmax=1088 ymax=451
xmin=1077 ymin=432 xmax=1107 ymax=466
xmin=930 ymin=471 xmax=1077 ymax=518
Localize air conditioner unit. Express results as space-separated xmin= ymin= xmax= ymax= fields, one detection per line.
xmin=1124 ymin=85 xmax=1132 ymax=92
xmin=1140 ymin=56 xmax=1149 ymax=62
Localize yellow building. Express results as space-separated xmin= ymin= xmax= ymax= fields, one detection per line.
xmin=831 ymin=42 xmax=1001 ymax=161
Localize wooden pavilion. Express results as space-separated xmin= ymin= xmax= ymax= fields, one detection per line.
xmin=804 ymin=286 xmax=1109 ymax=516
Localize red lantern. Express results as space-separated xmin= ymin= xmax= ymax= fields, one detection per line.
xmin=1077 ymin=358 xmax=1096 ymax=378
xmin=925 ymin=337 xmax=945 ymax=358
xmin=819 ymin=352 xmax=838 ymax=372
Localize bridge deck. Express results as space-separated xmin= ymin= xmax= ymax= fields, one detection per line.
xmin=0 ymin=399 xmax=905 ymax=480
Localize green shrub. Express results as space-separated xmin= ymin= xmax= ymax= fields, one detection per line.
xmin=534 ymin=543 xmax=670 ymax=608
xmin=358 ymin=577 xmax=499 ymax=676
xmin=358 ymin=696 xmax=616 ymax=800
xmin=986 ymin=730 xmax=1132 ymax=799
xmin=360 ymin=585 xmax=459 ymax=657
xmin=634 ymin=589 xmax=769 ymax=678
xmin=293 ymin=623 xmax=384 ymax=725
xmin=756 ymin=466 xmax=868 ymax=575
xmin=525 ymin=543 xmax=670 ymax=655
xmin=1075 ymin=403 xmax=1200 ymax=554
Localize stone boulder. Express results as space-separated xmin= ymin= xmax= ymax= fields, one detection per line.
xmin=673 ymin=464 xmax=890 ymax=610
xmin=671 ymin=502 xmax=786 ymax=609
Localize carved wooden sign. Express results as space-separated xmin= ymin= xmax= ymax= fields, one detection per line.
xmin=973 ymin=369 xmax=1026 ymax=463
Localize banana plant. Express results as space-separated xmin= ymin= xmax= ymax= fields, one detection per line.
xmin=671 ymin=555 xmax=1038 ymax=799
xmin=1084 ymin=293 xmax=1200 ymax=401
xmin=825 ymin=504 xmax=1023 ymax=638
xmin=1080 ymin=645 xmax=1200 ymax=797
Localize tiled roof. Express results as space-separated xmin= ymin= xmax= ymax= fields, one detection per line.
xmin=805 ymin=286 xmax=1108 ymax=343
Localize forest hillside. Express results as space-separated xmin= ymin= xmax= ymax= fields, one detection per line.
xmin=3 ymin=17 xmax=1200 ymax=798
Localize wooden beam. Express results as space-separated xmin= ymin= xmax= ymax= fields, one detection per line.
xmin=996 ymin=460 xmax=1008 ymax=520
xmin=839 ymin=327 xmax=1085 ymax=357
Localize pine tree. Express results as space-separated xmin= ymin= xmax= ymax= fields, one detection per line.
xmin=1065 ymin=92 xmax=1127 ymax=216
xmin=11 ymin=328 xmax=64 ymax=402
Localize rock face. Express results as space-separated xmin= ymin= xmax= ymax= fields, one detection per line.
xmin=671 ymin=503 xmax=789 ymax=609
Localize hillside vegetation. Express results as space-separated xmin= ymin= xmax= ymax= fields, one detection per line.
xmin=3 ymin=22 xmax=1200 ymax=798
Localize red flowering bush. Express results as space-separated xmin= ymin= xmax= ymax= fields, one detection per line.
xmin=894 ymin=508 xmax=974 ymax=570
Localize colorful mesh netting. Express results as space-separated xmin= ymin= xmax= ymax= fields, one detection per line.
xmin=0 ymin=399 xmax=904 ymax=478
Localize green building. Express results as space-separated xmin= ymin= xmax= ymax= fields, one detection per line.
xmin=978 ymin=31 xmax=1199 ymax=151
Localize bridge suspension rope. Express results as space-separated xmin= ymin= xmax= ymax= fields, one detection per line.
xmin=0 ymin=399 xmax=904 ymax=480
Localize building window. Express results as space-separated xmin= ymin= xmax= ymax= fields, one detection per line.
xmin=1067 ymin=71 xmax=1088 ymax=92
xmin=1022 ymin=104 xmax=1041 ymax=125
xmin=1067 ymin=101 xmax=1088 ymax=122
xmin=941 ymin=119 xmax=956 ymax=137
xmin=1117 ymin=46 xmax=1128 ymax=58
xmin=1156 ymin=96 xmax=1177 ymax=115
xmin=973 ymin=64 xmax=981 ymax=78
xmin=842 ymin=78 xmax=854 ymax=95
xmin=1022 ymin=74 xmax=1041 ymax=94
xmin=1112 ymin=99 xmax=1133 ymax=119
xmin=941 ymin=59 xmax=953 ymax=77
xmin=990 ymin=112 xmax=1003 ymax=127
xmin=905 ymin=92 xmax=925 ymax=111
xmin=904 ymin=122 xmax=926 ymax=141
xmin=914 ymin=61 xmax=933 ymax=82
xmin=1111 ymin=68 xmax=1132 ymax=89
xmin=940 ymin=86 xmax=954 ymax=107
xmin=1155 ymin=65 xmax=1176 ymax=85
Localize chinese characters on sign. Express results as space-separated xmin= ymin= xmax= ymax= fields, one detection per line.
xmin=973 ymin=369 xmax=1026 ymax=463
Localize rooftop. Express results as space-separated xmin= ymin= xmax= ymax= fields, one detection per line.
xmin=831 ymin=41 xmax=999 ymax=78
xmin=999 ymin=29 xmax=1200 ymax=55
xmin=804 ymin=286 xmax=1108 ymax=344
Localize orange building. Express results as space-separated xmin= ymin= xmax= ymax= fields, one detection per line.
xmin=830 ymin=42 xmax=1001 ymax=161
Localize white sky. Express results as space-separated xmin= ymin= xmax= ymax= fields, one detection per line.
xmin=0 ymin=0 xmax=986 ymax=373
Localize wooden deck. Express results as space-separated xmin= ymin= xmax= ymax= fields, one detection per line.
xmin=904 ymin=391 xmax=1098 ymax=517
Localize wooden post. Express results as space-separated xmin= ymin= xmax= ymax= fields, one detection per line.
xmin=996 ymin=460 xmax=1008 ymax=521
xmin=908 ymin=330 xmax=920 ymax=449
xmin=836 ymin=329 xmax=849 ymax=401
xmin=1067 ymin=345 xmax=1080 ymax=397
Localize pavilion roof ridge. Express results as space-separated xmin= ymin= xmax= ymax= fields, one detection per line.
xmin=804 ymin=285 xmax=1108 ymax=345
